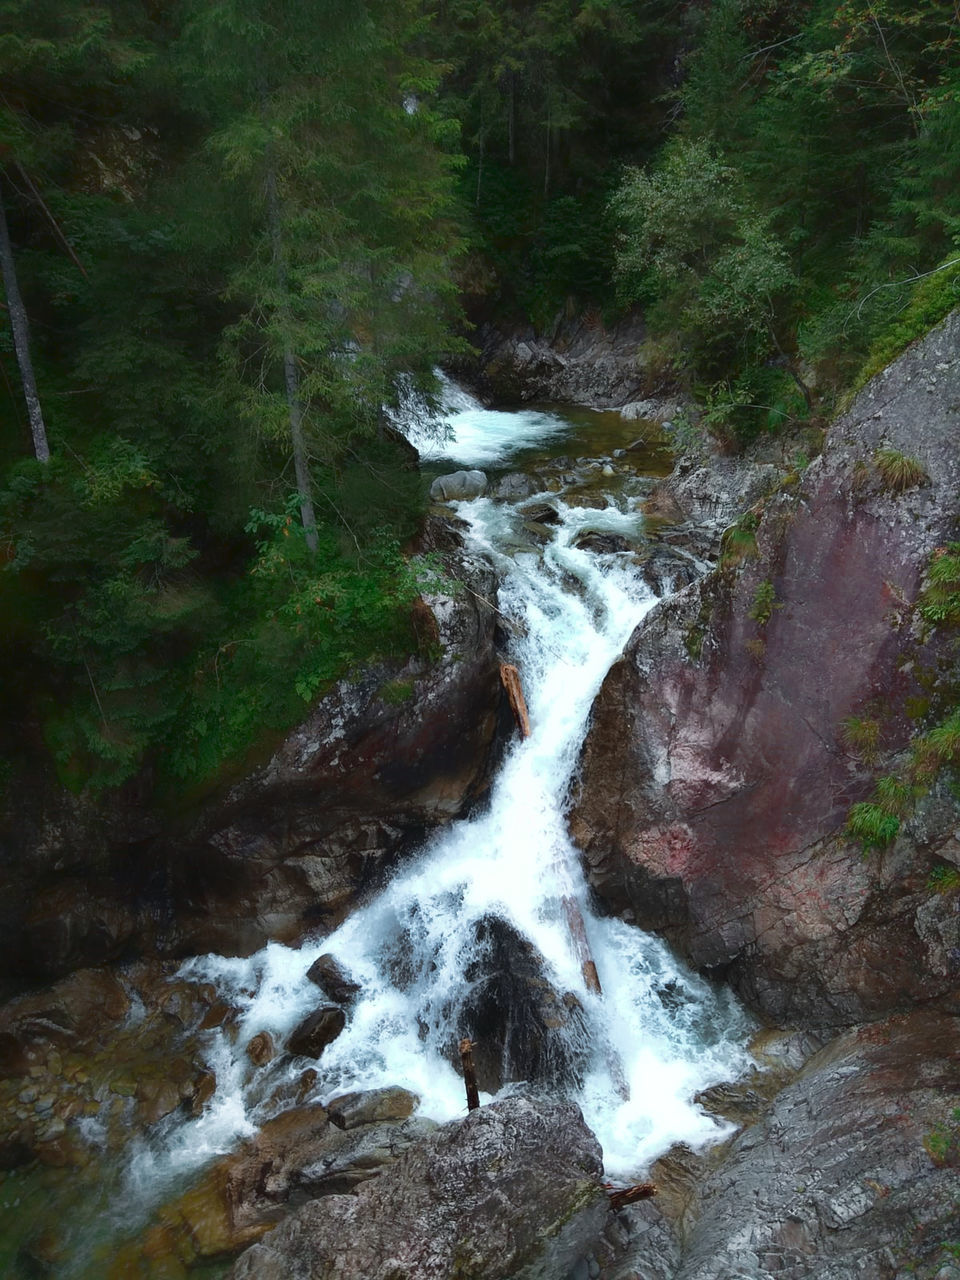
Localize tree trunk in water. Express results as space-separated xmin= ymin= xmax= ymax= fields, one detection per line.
xmin=499 ymin=663 xmax=531 ymax=738
xmin=0 ymin=178 xmax=50 ymax=462
xmin=266 ymin=163 xmax=318 ymax=552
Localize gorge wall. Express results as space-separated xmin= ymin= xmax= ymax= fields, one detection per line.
xmin=570 ymin=309 xmax=960 ymax=1027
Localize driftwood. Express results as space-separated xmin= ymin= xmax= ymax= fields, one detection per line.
xmin=499 ymin=663 xmax=531 ymax=738
xmin=606 ymin=1182 xmax=657 ymax=1211
xmin=459 ymin=1037 xmax=480 ymax=1111
xmin=561 ymin=895 xmax=602 ymax=995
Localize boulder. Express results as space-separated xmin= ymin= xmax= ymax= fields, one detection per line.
xmin=430 ymin=469 xmax=488 ymax=502
xmin=287 ymin=1006 xmax=345 ymax=1059
xmin=326 ymin=1087 xmax=419 ymax=1131
xmin=571 ymin=309 xmax=960 ymax=1025
xmin=455 ymin=915 xmax=588 ymax=1093
xmin=229 ymin=1095 xmax=609 ymax=1280
xmin=305 ymin=954 xmax=360 ymax=1006
xmin=493 ymin=473 xmax=543 ymax=501
xmin=614 ymin=1012 xmax=960 ymax=1280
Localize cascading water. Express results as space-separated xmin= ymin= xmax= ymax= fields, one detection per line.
xmin=127 ymin=380 xmax=752 ymax=1204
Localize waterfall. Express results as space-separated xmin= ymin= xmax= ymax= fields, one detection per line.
xmin=129 ymin=386 xmax=751 ymax=1203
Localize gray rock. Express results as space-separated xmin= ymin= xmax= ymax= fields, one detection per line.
xmin=430 ymin=469 xmax=488 ymax=502
xmin=661 ymin=1014 xmax=960 ymax=1280
xmin=229 ymin=1095 xmax=609 ymax=1280
xmin=326 ymin=1086 xmax=419 ymax=1131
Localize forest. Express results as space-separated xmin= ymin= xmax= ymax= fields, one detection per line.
xmin=1 ymin=0 xmax=958 ymax=798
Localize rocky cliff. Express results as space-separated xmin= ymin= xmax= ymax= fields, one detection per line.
xmin=0 ymin=520 xmax=511 ymax=986
xmin=571 ymin=309 xmax=960 ymax=1026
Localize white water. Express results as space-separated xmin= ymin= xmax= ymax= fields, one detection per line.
xmin=403 ymin=372 xmax=569 ymax=467
xmin=128 ymin=404 xmax=751 ymax=1203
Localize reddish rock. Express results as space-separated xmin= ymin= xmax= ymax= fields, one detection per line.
xmin=571 ymin=310 xmax=960 ymax=1025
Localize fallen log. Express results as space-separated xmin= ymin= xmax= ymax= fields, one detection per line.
xmin=606 ymin=1182 xmax=657 ymax=1211
xmin=459 ymin=1037 xmax=480 ymax=1111
xmin=561 ymin=895 xmax=602 ymax=995
xmin=499 ymin=663 xmax=531 ymax=738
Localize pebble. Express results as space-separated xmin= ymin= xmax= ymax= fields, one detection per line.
xmin=34 ymin=1094 xmax=55 ymax=1113
xmin=18 ymin=1087 xmax=37 ymax=1104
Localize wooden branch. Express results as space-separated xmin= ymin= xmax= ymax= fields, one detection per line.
xmin=606 ymin=1182 xmax=657 ymax=1211
xmin=499 ymin=663 xmax=530 ymax=738
xmin=459 ymin=1037 xmax=480 ymax=1111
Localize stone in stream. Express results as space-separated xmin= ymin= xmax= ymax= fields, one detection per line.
xmin=326 ymin=1086 xmax=419 ymax=1131
xmin=456 ymin=915 xmax=589 ymax=1093
xmin=305 ymin=953 xmax=361 ymax=1006
xmin=429 ymin=469 xmax=488 ymax=502
xmin=286 ymin=1005 xmax=345 ymax=1058
xmin=228 ymin=1095 xmax=609 ymax=1280
xmin=246 ymin=1030 xmax=276 ymax=1067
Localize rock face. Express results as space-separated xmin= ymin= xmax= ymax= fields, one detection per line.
xmin=615 ymin=1012 xmax=960 ymax=1280
xmin=571 ymin=310 xmax=960 ymax=1025
xmin=472 ymin=314 xmax=651 ymax=407
xmin=228 ymin=1095 xmax=608 ymax=1280
xmin=0 ymin=520 xmax=512 ymax=980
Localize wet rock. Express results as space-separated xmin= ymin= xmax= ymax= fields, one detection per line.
xmin=573 ymin=531 xmax=633 ymax=555
xmin=635 ymin=545 xmax=701 ymax=598
xmin=519 ymin=502 xmax=561 ymax=525
xmin=618 ymin=1013 xmax=960 ymax=1280
xmin=287 ymin=1006 xmax=345 ymax=1059
xmin=305 ymin=954 xmax=360 ymax=1006
xmin=246 ymin=1031 xmax=276 ymax=1067
xmin=165 ymin=533 xmax=512 ymax=960
xmin=493 ymin=472 xmax=543 ymax=501
xmin=295 ymin=1115 xmax=438 ymax=1195
xmin=229 ymin=1095 xmax=608 ymax=1280
xmin=456 ymin=915 xmax=588 ymax=1093
xmin=326 ymin=1086 xmax=419 ymax=1130
xmin=572 ymin=309 xmax=960 ymax=1025
xmin=429 ymin=469 xmax=488 ymax=502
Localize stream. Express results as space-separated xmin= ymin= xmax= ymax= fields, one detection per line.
xmin=1 ymin=380 xmax=753 ymax=1276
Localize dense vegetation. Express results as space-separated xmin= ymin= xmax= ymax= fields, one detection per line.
xmin=2 ymin=0 xmax=959 ymax=795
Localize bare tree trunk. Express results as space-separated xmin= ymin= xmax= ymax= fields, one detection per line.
xmin=266 ymin=164 xmax=318 ymax=552
xmin=0 ymin=177 xmax=50 ymax=462
xmin=459 ymin=1037 xmax=481 ymax=1111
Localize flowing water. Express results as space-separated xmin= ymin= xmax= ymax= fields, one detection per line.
xmin=134 ymin=378 xmax=750 ymax=1190
xmin=2 ymin=379 xmax=752 ymax=1274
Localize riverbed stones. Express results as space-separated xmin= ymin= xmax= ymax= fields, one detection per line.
xmin=228 ymin=1095 xmax=609 ymax=1280
xmin=246 ymin=1030 xmax=276 ymax=1067
xmin=286 ymin=1005 xmax=345 ymax=1059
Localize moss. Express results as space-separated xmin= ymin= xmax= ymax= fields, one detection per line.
xmin=379 ymin=678 xmax=416 ymax=706
xmin=748 ymin=580 xmax=779 ymax=626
